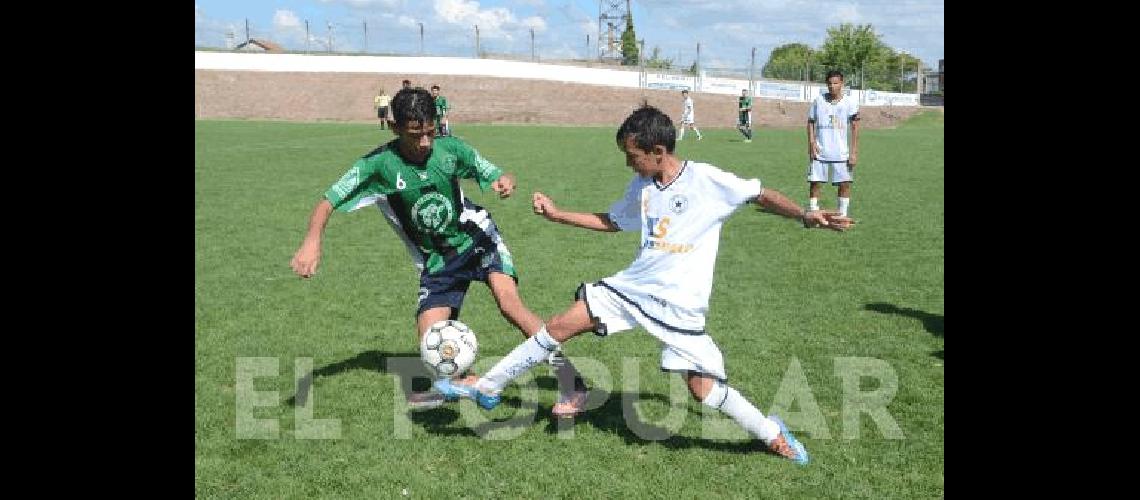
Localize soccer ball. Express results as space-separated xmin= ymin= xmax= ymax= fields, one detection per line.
xmin=420 ymin=320 xmax=478 ymax=378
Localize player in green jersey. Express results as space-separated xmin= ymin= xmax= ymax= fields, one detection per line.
xmin=431 ymin=85 xmax=450 ymax=137
xmin=737 ymin=89 xmax=754 ymax=143
xmin=290 ymin=87 xmax=589 ymax=414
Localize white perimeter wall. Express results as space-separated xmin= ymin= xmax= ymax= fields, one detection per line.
xmin=195 ymin=51 xmax=918 ymax=106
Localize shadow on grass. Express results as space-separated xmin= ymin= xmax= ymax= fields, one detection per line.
xmin=865 ymin=302 xmax=944 ymax=359
xmin=286 ymin=350 xmax=430 ymax=407
xmin=289 ymin=352 xmax=783 ymax=456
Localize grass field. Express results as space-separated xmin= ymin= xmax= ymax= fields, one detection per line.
xmin=195 ymin=112 xmax=943 ymax=498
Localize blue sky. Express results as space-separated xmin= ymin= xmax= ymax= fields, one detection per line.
xmin=195 ymin=0 xmax=943 ymax=72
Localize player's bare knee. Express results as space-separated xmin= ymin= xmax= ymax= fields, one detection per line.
xmin=687 ymin=386 xmax=705 ymax=402
xmin=685 ymin=372 xmax=715 ymax=401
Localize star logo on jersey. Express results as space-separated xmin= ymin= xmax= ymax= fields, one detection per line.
xmin=410 ymin=193 xmax=455 ymax=234
xmin=669 ymin=194 xmax=689 ymax=214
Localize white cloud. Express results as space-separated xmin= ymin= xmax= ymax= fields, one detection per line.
xmin=827 ymin=4 xmax=863 ymax=24
xmin=434 ymin=0 xmax=514 ymax=33
xmin=318 ymin=0 xmax=401 ymax=8
xmin=708 ymin=22 xmax=762 ymax=45
xmin=521 ymin=16 xmax=546 ymax=32
xmin=578 ymin=19 xmax=593 ymax=35
xmin=273 ymin=10 xmax=303 ymax=30
xmin=265 ymin=10 xmax=314 ymax=50
xmin=397 ymin=15 xmax=420 ymax=29
xmin=432 ymin=0 xmax=548 ymax=40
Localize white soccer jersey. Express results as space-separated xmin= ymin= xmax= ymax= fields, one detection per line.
xmin=603 ymin=161 xmax=762 ymax=331
xmin=808 ymin=93 xmax=859 ymax=161
xmin=682 ymin=97 xmax=694 ymax=122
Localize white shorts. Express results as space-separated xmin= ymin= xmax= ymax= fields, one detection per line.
xmin=807 ymin=159 xmax=853 ymax=184
xmin=681 ymin=114 xmax=694 ymax=125
xmin=578 ymin=282 xmax=727 ymax=381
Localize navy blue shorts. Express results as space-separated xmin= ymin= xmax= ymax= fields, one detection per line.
xmin=415 ymin=237 xmax=518 ymax=319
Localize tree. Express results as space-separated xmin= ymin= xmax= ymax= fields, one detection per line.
xmin=762 ymin=43 xmax=816 ymax=81
xmin=850 ymin=45 xmax=923 ymax=92
xmin=856 ymin=45 xmax=897 ymax=91
xmin=621 ymin=14 xmax=638 ymax=65
xmin=759 ymin=24 xmax=924 ymax=92
xmin=817 ymin=23 xmax=886 ymax=89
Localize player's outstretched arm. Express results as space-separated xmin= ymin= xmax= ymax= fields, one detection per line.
xmin=291 ymin=199 xmax=333 ymax=277
xmin=754 ymin=188 xmax=854 ymax=231
xmin=532 ymin=191 xmax=620 ymax=232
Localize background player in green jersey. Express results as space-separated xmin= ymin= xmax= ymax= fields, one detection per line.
xmin=737 ymin=89 xmax=754 ymax=143
xmin=290 ymin=88 xmax=588 ymax=414
xmin=430 ymin=85 xmax=450 ymax=137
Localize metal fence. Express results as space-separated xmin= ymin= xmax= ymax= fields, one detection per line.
xmin=196 ymin=19 xmax=937 ymax=95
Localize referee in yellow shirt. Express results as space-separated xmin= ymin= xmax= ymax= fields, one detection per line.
xmin=374 ymin=89 xmax=391 ymax=130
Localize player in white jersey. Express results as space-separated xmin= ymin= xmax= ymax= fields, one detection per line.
xmin=807 ymin=70 xmax=860 ymax=216
xmin=439 ymin=106 xmax=852 ymax=464
xmin=677 ymin=89 xmax=702 ymax=141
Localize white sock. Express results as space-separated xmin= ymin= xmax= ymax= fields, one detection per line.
xmin=695 ymin=128 xmax=702 ymax=139
xmin=809 ymin=197 xmax=819 ymax=211
xmin=702 ymin=381 xmax=780 ymax=444
xmin=477 ymin=327 xmax=560 ymax=393
xmin=838 ymin=197 xmax=850 ymax=216
xmin=678 ymin=128 xmax=685 ymax=140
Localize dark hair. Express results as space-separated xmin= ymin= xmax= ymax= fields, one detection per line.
xmin=681 ymin=89 xmax=689 ymax=94
xmin=616 ymin=105 xmax=675 ymax=154
xmin=401 ymin=79 xmax=412 ymax=87
xmin=825 ymin=70 xmax=844 ymax=82
xmin=390 ymin=88 xmax=437 ymax=128
xmin=430 ymin=85 xmax=440 ymax=91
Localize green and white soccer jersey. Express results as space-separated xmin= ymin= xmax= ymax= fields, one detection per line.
xmin=737 ymin=96 xmax=752 ymax=126
xmin=435 ymin=96 xmax=449 ymax=118
xmin=808 ymin=93 xmax=859 ymax=161
xmin=323 ymin=136 xmax=508 ymax=274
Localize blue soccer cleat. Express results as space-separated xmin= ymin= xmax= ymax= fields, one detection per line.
xmin=768 ymin=415 xmax=809 ymax=465
xmin=433 ymin=377 xmax=501 ymax=410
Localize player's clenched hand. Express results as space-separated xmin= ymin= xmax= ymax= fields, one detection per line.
xmin=803 ymin=210 xmax=855 ymax=232
xmin=532 ymin=192 xmax=559 ymax=220
xmin=491 ymin=174 xmax=516 ymax=198
xmin=291 ymin=241 xmax=322 ymax=278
